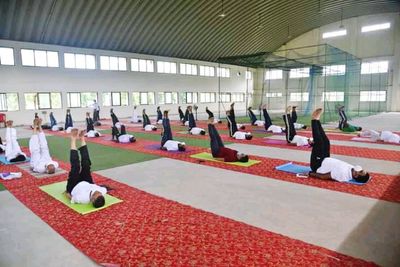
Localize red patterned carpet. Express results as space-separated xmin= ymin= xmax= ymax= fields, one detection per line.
xmin=1 ymin=162 xmax=376 ymax=266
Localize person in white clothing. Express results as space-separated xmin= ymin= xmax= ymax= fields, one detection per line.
xmin=161 ymin=110 xmax=186 ymax=151
xmin=261 ymin=105 xmax=284 ymax=133
xmin=85 ymin=112 xmax=101 ymax=138
xmin=248 ymin=107 xmax=264 ymax=126
xmin=29 ymin=118 xmax=58 ymax=174
xmin=283 ymin=106 xmax=311 ymax=146
xmin=130 ymin=106 xmax=142 ymax=123
xmin=111 ymin=125 xmax=136 ymax=143
xmin=308 ymin=108 xmax=370 ymax=183
xmin=5 ymin=120 xmax=27 ymax=162
xmin=189 ymin=127 xmax=206 ymax=135
xmin=65 ymin=129 xmax=106 ymax=208
xmin=359 ymin=130 xmax=400 ymax=143
xmin=232 ymin=131 xmax=253 ymax=140
xmin=0 ymin=137 xmax=5 ymax=153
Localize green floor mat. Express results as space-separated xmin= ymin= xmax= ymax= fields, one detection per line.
xmin=18 ymin=136 xmax=160 ymax=171
xmin=190 ymin=152 xmax=261 ymax=167
xmin=0 ymin=183 xmax=5 ymax=191
xmin=40 ymin=181 xmax=122 ymax=215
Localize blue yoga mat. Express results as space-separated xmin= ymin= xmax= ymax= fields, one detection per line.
xmin=275 ymin=162 xmax=370 ymax=185
xmin=0 ymin=155 xmax=30 ymax=165
xmin=275 ymin=162 xmax=311 ymax=174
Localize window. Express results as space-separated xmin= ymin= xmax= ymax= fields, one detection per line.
xmin=131 ymin=58 xmax=154 ymax=72
xmin=266 ymin=92 xmax=283 ymax=98
xmin=245 ymin=71 xmax=252 ymax=80
xmin=290 ymin=92 xmax=309 ymax=101
xmin=67 ymin=92 xmax=97 ymax=108
xmin=0 ymin=47 xmax=14 ymax=65
xmin=199 ymin=65 xmax=215 ymax=77
xmin=360 ymin=91 xmax=386 ymax=102
xmin=322 ymin=92 xmax=344 ymax=102
xmin=102 ymin=92 xmax=129 ymax=106
xmin=100 ymin=56 xmax=127 ymax=71
xmin=24 ymin=93 xmax=62 ymax=110
xmin=290 ymin=68 xmax=310 ymax=78
xmin=182 ymin=92 xmax=198 ymax=104
xmin=157 ymin=61 xmax=177 ymax=74
xmin=64 ymin=53 xmax=96 ymax=69
xmin=322 ymin=65 xmax=346 ymax=76
xmin=199 ymin=93 xmax=216 ymax=103
xmin=158 ymin=92 xmax=178 ymax=105
xmin=220 ymin=93 xmax=231 ymax=103
xmin=0 ymin=93 xmax=19 ymax=111
xmin=322 ymin=29 xmax=347 ymax=39
xmin=265 ymin=69 xmax=283 ymax=80
xmin=361 ymin=61 xmax=389 ymax=74
xmin=132 ymin=92 xmax=155 ymax=105
xmin=21 ymin=49 xmax=59 ymax=67
xmin=216 ymin=67 xmax=230 ymax=78
xmin=180 ymin=63 xmax=197 ymax=75
xmin=361 ymin=22 xmax=390 ymax=33
xmin=231 ymin=93 xmax=245 ymax=102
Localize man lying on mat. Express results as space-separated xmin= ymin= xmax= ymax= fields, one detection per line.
xmin=85 ymin=112 xmax=101 ymax=138
xmin=359 ymin=129 xmax=400 ymax=144
xmin=178 ymin=106 xmax=185 ymax=125
xmin=338 ymin=106 xmax=362 ymax=132
xmin=291 ymin=106 xmax=307 ymax=130
xmin=226 ymin=103 xmax=251 ymax=140
xmin=142 ymin=109 xmax=157 ymax=131
xmin=308 ymin=108 xmax=370 ymax=183
xmin=248 ymin=106 xmax=264 ymax=126
xmin=161 ymin=110 xmax=186 ymax=151
xmin=261 ymin=104 xmax=285 ymax=133
xmin=65 ymin=129 xmax=106 ymax=208
xmin=49 ymin=112 xmax=64 ymax=131
xmin=111 ymin=124 xmax=136 ymax=143
xmin=5 ymin=120 xmax=27 ymax=162
xmin=283 ymin=106 xmax=311 ymax=147
xmin=186 ymin=106 xmax=206 ymax=135
xmin=130 ymin=106 xmax=142 ymax=123
xmin=29 ymin=118 xmax=59 ymax=174
xmin=156 ymin=106 xmax=163 ymax=124
xmin=208 ymin=117 xmax=249 ymax=162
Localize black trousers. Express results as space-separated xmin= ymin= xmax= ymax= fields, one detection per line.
xmin=178 ymin=109 xmax=184 ymax=121
xmin=111 ymin=113 xmax=119 ymax=126
xmin=65 ymin=114 xmax=73 ymax=129
xmin=143 ymin=114 xmax=151 ymax=128
xmin=208 ymin=124 xmax=224 ymax=157
xmin=249 ymin=110 xmax=257 ymax=125
xmin=227 ymin=114 xmax=238 ymax=137
xmin=188 ymin=113 xmax=196 ymax=129
xmin=206 ymin=109 xmax=214 ymax=118
xmin=263 ymin=109 xmax=272 ymax=129
xmin=291 ymin=110 xmax=298 ymax=123
xmin=66 ymin=145 xmax=93 ymax=193
xmin=283 ymin=114 xmax=296 ymax=142
xmin=338 ymin=109 xmax=347 ymax=129
xmin=161 ymin=118 xmax=173 ymax=146
xmin=86 ymin=118 xmax=94 ymax=132
xmin=310 ymin=120 xmax=330 ymax=172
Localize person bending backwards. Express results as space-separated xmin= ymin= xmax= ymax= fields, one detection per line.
xmin=161 ymin=110 xmax=186 ymax=151
xmin=65 ymin=129 xmax=106 ymax=208
xmin=308 ymin=108 xmax=370 ymax=183
xmin=283 ymin=106 xmax=310 ymax=146
xmin=208 ymin=116 xmax=249 ymax=162
xmin=29 ymin=118 xmax=59 ymax=174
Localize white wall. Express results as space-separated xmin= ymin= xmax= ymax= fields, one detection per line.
xmin=254 ymin=12 xmax=400 ymax=112
xmin=0 ymin=39 xmax=255 ymax=125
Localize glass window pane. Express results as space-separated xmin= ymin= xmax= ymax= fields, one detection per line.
xmin=0 ymin=47 xmax=14 ymax=65
xmin=75 ymin=54 xmax=86 ymax=69
xmin=81 ymin=92 xmax=97 ymax=107
xmin=132 ymin=92 xmax=140 ymax=105
xmin=38 ymin=93 xmax=51 ymax=109
xmin=187 ymin=93 xmax=192 ymax=103
xmin=165 ymin=92 xmax=172 ymax=104
xmin=180 ymin=63 xmax=186 ymax=74
xmin=21 ymin=49 xmax=35 ymax=66
xmin=140 ymin=92 xmax=148 ymax=105
xmin=100 ymin=56 xmax=109 ymax=70
xmin=121 ymin=92 xmax=128 ymax=106
xmin=102 ymin=93 xmax=112 ymax=106
xmin=139 ymin=60 xmax=147 ymax=72
xmin=118 ymin=57 xmax=127 ymax=71
xmin=148 ymin=92 xmax=155 ymax=105
xmin=157 ymin=62 xmax=164 ymax=73
xmin=64 ymin=53 xmax=75 ymax=68
xmin=158 ymin=92 xmax=165 ymax=105
xmin=34 ymin=50 xmax=47 ymax=67
xmin=25 ymin=93 xmax=38 ymax=110
xmin=47 ymin=51 xmax=59 ymax=67
xmin=86 ymin=55 xmax=96 ymax=69
xmin=68 ymin=93 xmax=81 ymax=108
xmin=6 ymin=93 xmax=19 ymax=111
xmin=131 ymin=59 xmax=139 ymax=71
xmin=112 ymin=92 xmax=121 ymax=106
xmin=147 ymin=60 xmax=154 ymax=72
xmin=0 ymin=94 xmax=7 ymax=111
xmin=109 ymin=57 xmax=118 ymax=70
xmin=51 ymin=93 xmax=62 ymax=108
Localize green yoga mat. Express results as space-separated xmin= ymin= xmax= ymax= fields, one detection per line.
xmin=190 ymin=152 xmax=260 ymax=167
xmin=40 ymin=181 xmax=122 ymax=215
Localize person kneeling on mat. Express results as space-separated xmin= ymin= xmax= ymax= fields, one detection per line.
xmin=208 ymin=117 xmax=249 ymax=162
xmin=4 ymin=120 xmax=27 ymax=162
xmin=161 ymin=110 xmax=186 ymax=151
xmin=283 ymin=106 xmax=311 ymax=146
xmin=142 ymin=109 xmax=157 ymax=131
xmin=308 ymin=108 xmax=370 ymax=183
xmin=85 ymin=112 xmax=101 ymax=138
xmin=65 ymin=129 xmax=106 ymax=208
xmin=29 ymin=118 xmax=59 ymax=174
xmin=112 ymin=125 xmax=136 ymax=143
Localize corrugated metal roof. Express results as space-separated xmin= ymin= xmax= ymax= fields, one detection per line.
xmin=0 ymin=0 xmax=398 ymax=62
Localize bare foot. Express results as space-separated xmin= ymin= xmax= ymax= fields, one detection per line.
xmin=6 ymin=120 xmax=13 ymax=127
xmin=311 ymin=108 xmax=323 ymax=120
xmin=286 ymin=106 xmax=292 ymax=114
xmin=70 ymin=128 xmax=79 ymax=138
xmin=79 ymin=130 xmax=86 ymax=138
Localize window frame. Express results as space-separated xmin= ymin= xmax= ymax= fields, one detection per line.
xmin=99 ymin=55 xmax=127 ymax=71
xmin=21 ymin=49 xmax=59 ymax=68
xmin=0 ymin=93 xmax=19 ymax=111
xmin=0 ymin=47 xmax=15 ymax=66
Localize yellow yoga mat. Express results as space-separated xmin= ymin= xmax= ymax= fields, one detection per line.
xmin=190 ymin=152 xmax=260 ymax=167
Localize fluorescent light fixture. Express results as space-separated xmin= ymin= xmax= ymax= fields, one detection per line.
xmin=361 ymin=22 xmax=390 ymax=33
xmin=322 ymin=29 xmax=347 ymax=39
